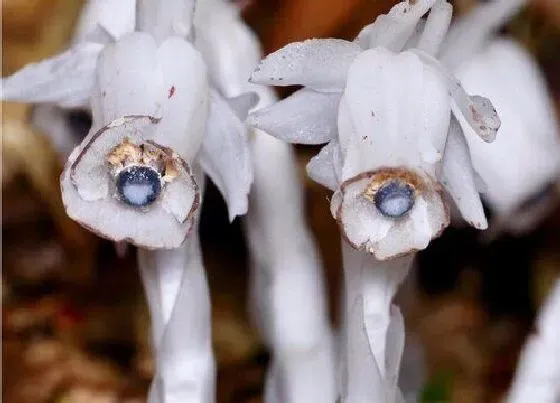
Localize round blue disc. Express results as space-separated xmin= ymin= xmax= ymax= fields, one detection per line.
xmin=374 ymin=180 xmax=415 ymax=218
xmin=116 ymin=165 xmax=161 ymax=207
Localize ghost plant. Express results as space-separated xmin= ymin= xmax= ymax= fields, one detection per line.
xmin=2 ymin=0 xmax=258 ymax=402
xmin=439 ymin=0 xmax=560 ymax=235
xmin=3 ymin=0 xmax=336 ymax=402
xmin=248 ymin=0 xmax=501 ymax=400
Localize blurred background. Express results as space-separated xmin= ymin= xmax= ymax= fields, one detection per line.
xmin=2 ymin=0 xmax=560 ymax=402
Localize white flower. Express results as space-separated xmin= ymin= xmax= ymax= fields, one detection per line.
xmin=248 ymin=0 xmax=500 ymax=260
xmin=2 ymin=2 xmax=256 ymax=249
xmin=442 ymin=1 xmax=560 ymax=233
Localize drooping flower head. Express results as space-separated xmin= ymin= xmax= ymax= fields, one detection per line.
xmin=439 ymin=0 xmax=560 ymax=234
xmin=248 ymin=0 xmax=500 ymax=260
xmin=2 ymin=0 xmax=256 ymax=249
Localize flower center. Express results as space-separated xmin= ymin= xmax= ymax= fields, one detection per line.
xmin=374 ymin=180 xmax=415 ymax=218
xmin=116 ymin=165 xmax=162 ymax=207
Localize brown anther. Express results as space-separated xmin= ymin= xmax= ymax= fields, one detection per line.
xmin=361 ymin=167 xmax=425 ymax=201
xmin=162 ymin=158 xmax=179 ymax=183
xmin=106 ymin=138 xmax=143 ymax=168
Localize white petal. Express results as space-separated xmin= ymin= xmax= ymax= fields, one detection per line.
xmin=72 ymin=0 xmax=136 ymax=44
xmin=332 ymin=176 xmax=393 ymax=250
xmin=136 ymin=0 xmax=196 ymax=43
xmin=416 ymin=0 xmax=453 ymax=56
xmin=62 ymin=116 xmax=200 ymax=248
xmin=193 ymin=0 xmax=268 ymax=101
xmin=247 ymin=89 xmax=339 ymax=145
xmin=306 ymin=140 xmax=341 ymax=191
xmin=1 ymin=42 xmax=103 ymax=108
xmin=454 ymin=38 xmax=560 ymax=218
xmin=440 ymin=117 xmax=487 ymax=229
xmin=154 ymin=37 xmax=209 ymax=161
xmin=339 ymin=48 xmax=450 ymax=181
xmin=199 ymin=90 xmax=253 ymax=221
xmin=91 ymin=33 xmax=162 ymax=124
xmin=250 ymin=39 xmax=361 ymax=92
xmin=356 ymin=0 xmax=436 ymax=52
xmin=374 ymin=193 xmax=449 ymax=260
xmin=412 ymin=49 xmax=501 ymax=142
xmin=92 ymin=34 xmax=209 ymax=161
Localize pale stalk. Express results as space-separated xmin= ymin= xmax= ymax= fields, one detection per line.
xmin=194 ymin=1 xmax=336 ymax=400
xmin=137 ymin=166 xmax=214 ymax=403
xmin=341 ymin=239 xmax=413 ymax=403
xmin=245 ymin=131 xmax=335 ymax=403
xmin=506 ymin=278 xmax=560 ymax=403
xmin=138 ymin=230 xmax=214 ymax=403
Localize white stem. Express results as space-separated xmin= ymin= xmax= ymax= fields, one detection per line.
xmin=245 ymin=130 xmax=336 ymax=403
xmin=439 ymin=0 xmax=527 ymax=69
xmin=138 ymin=230 xmax=215 ymax=403
xmin=194 ymin=2 xmax=336 ymax=399
xmin=506 ymin=278 xmax=560 ymax=403
xmin=341 ymin=239 xmax=413 ymax=403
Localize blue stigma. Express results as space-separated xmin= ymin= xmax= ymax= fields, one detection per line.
xmin=116 ymin=165 xmax=162 ymax=207
xmin=374 ymin=180 xmax=415 ymax=218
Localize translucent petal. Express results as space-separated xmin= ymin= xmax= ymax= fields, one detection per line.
xmin=440 ymin=117 xmax=488 ymax=229
xmin=306 ymin=141 xmax=341 ymax=191
xmin=193 ymin=0 xmax=266 ymax=98
xmin=356 ymin=0 xmax=436 ymax=52
xmin=91 ymin=33 xmax=162 ymax=124
xmin=333 ymin=169 xmax=449 ymax=260
xmin=1 ymin=42 xmax=103 ymax=108
xmin=250 ymin=39 xmax=361 ymax=92
xmin=454 ymin=38 xmax=560 ymax=218
xmin=247 ymin=89 xmax=339 ymax=145
xmin=62 ymin=116 xmax=200 ymax=248
xmin=412 ymin=49 xmax=501 ymax=142
xmin=416 ymin=0 xmax=453 ymax=56
xmin=154 ymin=37 xmax=209 ymax=161
xmin=373 ymin=193 xmax=449 ymax=260
xmin=332 ymin=176 xmax=393 ymax=251
xmin=199 ymin=90 xmax=253 ymax=221
xmin=92 ymin=34 xmax=209 ymax=162
xmin=339 ymin=48 xmax=450 ymax=181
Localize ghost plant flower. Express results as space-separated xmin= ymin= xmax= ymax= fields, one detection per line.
xmin=2 ymin=1 xmax=256 ymax=402
xmin=248 ymin=0 xmax=500 ymax=400
xmin=2 ymin=3 xmax=255 ymax=246
xmin=440 ymin=0 xmax=560 ymax=234
xmin=249 ymin=0 xmax=496 ymax=261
